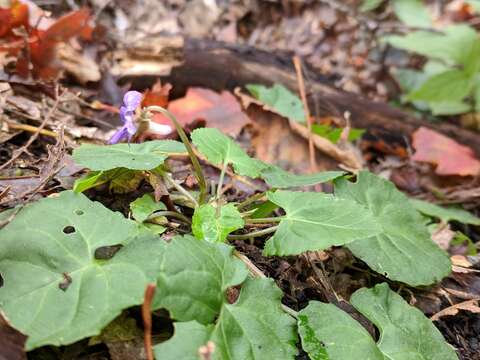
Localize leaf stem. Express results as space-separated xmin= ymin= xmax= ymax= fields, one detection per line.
xmin=163 ymin=173 xmax=199 ymax=208
xmin=236 ymin=191 xmax=267 ymax=210
xmin=216 ymin=161 xmax=228 ymax=200
xmin=145 ymin=106 xmax=207 ymax=205
xmin=148 ymin=210 xmax=192 ymax=225
xmin=245 ymin=217 xmax=283 ymax=224
xmin=227 ymin=225 xmax=279 ymax=240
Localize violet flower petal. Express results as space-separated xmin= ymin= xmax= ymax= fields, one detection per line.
xmin=108 ymin=126 xmax=129 ymax=144
xmin=123 ymin=91 xmax=143 ymax=112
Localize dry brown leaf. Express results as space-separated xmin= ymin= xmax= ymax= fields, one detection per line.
xmin=431 ymin=224 xmax=455 ymax=250
xmin=0 ymin=312 xmax=27 ymax=360
xmin=412 ymin=127 xmax=480 ymax=176
xmin=431 ymin=299 xmax=480 ymax=321
xmin=58 ymin=43 xmax=101 ymax=84
xmin=166 ymin=87 xmax=252 ymax=137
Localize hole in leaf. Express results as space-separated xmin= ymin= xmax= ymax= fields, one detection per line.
xmin=94 ymin=245 xmax=123 ymax=260
xmin=75 ymin=209 xmax=84 ymax=216
xmin=0 ymin=273 xmax=3 ymax=288
xmin=58 ymin=272 xmax=72 ymax=292
xmin=62 ymin=226 xmax=76 ymax=234
xmin=225 ymin=285 xmax=240 ymax=304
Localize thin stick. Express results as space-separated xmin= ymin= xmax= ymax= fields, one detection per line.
xmin=1 ymin=87 xmax=62 ymax=170
xmin=142 ymin=283 xmax=156 ymax=360
xmin=216 ymin=161 xmax=228 ymax=200
xmin=6 ymin=121 xmax=58 ymax=138
xmin=227 ymin=225 xmax=278 ymax=240
xmin=234 ymin=251 xmax=298 ymax=318
xmin=145 ymin=106 xmax=207 ymax=204
xmin=293 ymin=56 xmax=316 ymax=173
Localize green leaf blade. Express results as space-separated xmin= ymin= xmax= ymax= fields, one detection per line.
xmin=263 ymin=191 xmax=382 ymax=256
xmin=246 ymin=83 xmax=305 ymax=123
xmin=152 ymin=235 xmax=248 ymax=324
xmin=0 ymin=191 xmax=164 ymax=350
xmin=261 ymin=166 xmax=345 ymax=188
xmin=192 ymin=203 xmax=244 ymax=243
xmin=411 ymin=199 xmax=480 ymax=225
xmin=72 ymin=140 xmax=186 ymax=171
xmin=191 ymin=128 xmax=267 ymax=178
xmin=351 ymin=283 xmax=458 ymax=360
xmin=335 ymin=171 xmax=451 ymax=285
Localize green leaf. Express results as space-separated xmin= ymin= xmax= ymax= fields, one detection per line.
xmin=73 ymin=168 xmax=144 ymax=193
xmin=335 ymin=171 xmax=451 ymax=285
xmin=263 ymin=191 xmax=382 ymax=256
xmin=152 ymin=235 xmax=248 ymax=324
xmin=130 ymin=194 xmax=166 ymax=223
xmin=153 ymin=321 xmax=213 ymax=360
xmin=311 ymin=124 xmax=365 ymax=144
xmin=407 ymin=69 xmax=474 ymax=103
xmin=393 ymin=0 xmax=433 ymax=28
xmin=410 ymin=199 xmax=480 ymax=225
xmin=360 ymin=0 xmax=384 ymax=12
xmin=298 ymin=283 xmax=458 ymax=360
xmin=191 ymin=128 xmax=267 ymax=178
xmin=154 ymin=278 xmax=298 ymax=360
xmin=246 ymin=83 xmax=306 ymax=123
xmin=73 ymin=170 xmax=108 ymax=192
xmin=192 ymin=203 xmax=244 ymax=243
xmin=0 ymin=191 xmax=165 ymax=350
xmin=72 ymin=140 xmax=186 ymax=171
xmin=429 ymin=101 xmax=472 ymax=116
xmin=384 ymin=25 xmax=479 ymax=66
xmin=261 ymin=166 xmax=345 ymax=188
xmin=351 ymin=283 xmax=458 ymax=360
xmin=298 ymin=303 xmax=381 ymax=360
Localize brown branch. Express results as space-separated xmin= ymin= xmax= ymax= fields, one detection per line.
xmin=142 ymin=283 xmax=156 ymax=360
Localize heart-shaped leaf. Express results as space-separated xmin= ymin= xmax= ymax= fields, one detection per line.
xmin=298 ymin=283 xmax=457 ymax=360
xmin=192 ymin=203 xmax=244 ymax=243
xmin=335 ymin=171 xmax=451 ymax=285
xmin=152 ymin=235 xmax=248 ymax=324
xmin=0 ymin=191 xmax=164 ymax=350
xmin=191 ymin=128 xmax=267 ymax=178
xmin=261 ymin=166 xmax=345 ymax=188
xmin=154 ymin=277 xmax=298 ymax=360
xmin=72 ymin=140 xmax=186 ymax=171
xmin=263 ymin=191 xmax=381 ymax=256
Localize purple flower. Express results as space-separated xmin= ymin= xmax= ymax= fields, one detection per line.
xmin=108 ymin=91 xmax=143 ymax=144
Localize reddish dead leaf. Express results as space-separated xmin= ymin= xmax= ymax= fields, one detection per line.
xmin=0 ymin=6 xmax=91 ymax=80
xmin=0 ymin=312 xmax=27 ymax=360
xmin=412 ymin=127 xmax=480 ymax=176
xmin=162 ymin=87 xmax=252 ymax=137
xmin=142 ymin=80 xmax=171 ymax=108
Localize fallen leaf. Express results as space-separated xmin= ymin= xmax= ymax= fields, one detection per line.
xmin=431 ymin=299 xmax=480 ymax=321
xmin=142 ymin=80 xmax=171 ymax=108
xmin=412 ymin=127 xmax=480 ymax=176
xmin=431 ymin=224 xmax=455 ymax=250
xmin=0 ymin=312 xmax=27 ymax=360
xmin=164 ymin=87 xmax=252 ymax=136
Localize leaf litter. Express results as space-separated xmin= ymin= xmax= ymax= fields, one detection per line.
xmin=1 ymin=1 xmax=480 ymax=360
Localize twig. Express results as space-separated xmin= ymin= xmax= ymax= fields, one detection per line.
xmin=245 ymin=217 xmax=283 ymax=224
xmin=236 ymin=191 xmax=267 ymax=209
xmin=233 ymin=251 xmax=298 ymax=318
xmin=6 ymin=121 xmax=57 ymax=138
xmin=142 ymin=283 xmax=156 ymax=360
xmin=293 ymin=56 xmax=316 ymax=174
xmin=0 ymin=86 xmax=62 ymax=171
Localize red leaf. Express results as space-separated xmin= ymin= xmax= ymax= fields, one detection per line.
xmin=142 ymin=80 xmax=171 ymax=108
xmin=164 ymin=87 xmax=252 ymax=136
xmin=41 ymin=8 xmax=90 ymax=43
xmin=412 ymin=127 xmax=480 ymax=176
